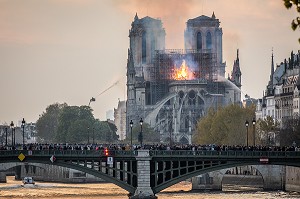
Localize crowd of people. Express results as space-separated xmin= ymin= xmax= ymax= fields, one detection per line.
xmin=0 ymin=143 xmax=299 ymax=152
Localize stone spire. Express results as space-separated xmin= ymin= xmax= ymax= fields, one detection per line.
xmin=134 ymin=12 xmax=139 ymax=21
xmin=270 ymin=48 xmax=274 ymax=83
xmin=230 ymin=49 xmax=241 ymax=87
xmin=266 ymin=49 xmax=274 ymax=96
xmin=212 ymin=12 xmax=216 ymax=19
xmin=127 ymin=48 xmax=135 ymax=74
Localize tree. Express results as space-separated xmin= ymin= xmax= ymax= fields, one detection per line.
xmin=56 ymin=105 xmax=95 ymax=143
xmin=125 ymin=122 xmax=160 ymax=144
xmin=67 ymin=119 xmax=90 ymax=143
xmin=193 ymin=104 xmax=255 ymax=146
xmin=256 ymin=116 xmax=280 ymax=146
xmin=283 ymin=0 xmax=300 ymax=43
xmin=36 ymin=103 xmax=67 ymax=143
xmin=37 ymin=103 xmax=120 ymax=144
xmin=101 ymin=121 xmax=119 ymax=143
xmin=279 ymin=116 xmax=300 ymax=146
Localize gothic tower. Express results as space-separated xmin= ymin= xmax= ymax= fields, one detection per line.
xmin=128 ymin=13 xmax=165 ymax=78
xmin=126 ymin=14 xmax=166 ymax=133
xmin=229 ymin=49 xmax=242 ymax=103
xmin=184 ymin=12 xmax=225 ymax=77
xmin=231 ymin=49 xmax=242 ymax=88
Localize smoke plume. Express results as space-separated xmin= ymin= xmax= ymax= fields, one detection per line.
xmin=113 ymin=0 xmax=197 ymax=49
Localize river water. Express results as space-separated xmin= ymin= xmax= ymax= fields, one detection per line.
xmin=0 ymin=176 xmax=300 ymax=199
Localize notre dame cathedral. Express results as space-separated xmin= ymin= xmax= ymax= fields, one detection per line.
xmin=125 ymin=12 xmax=242 ymax=144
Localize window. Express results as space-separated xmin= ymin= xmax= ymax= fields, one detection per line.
xmin=206 ymin=32 xmax=212 ymax=49
xmin=197 ymin=32 xmax=202 ymax=50
xmin=142 ymin=32 xmax=146 ymax=63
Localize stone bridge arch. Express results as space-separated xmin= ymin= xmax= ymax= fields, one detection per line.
xmin=151 ymin=161 xmax=298 ymax=194
xmin=0 ymin=162 xmax=47 ymax=172
xmin=1 ymin=150 xmax=300 ymax=198
xmin=0 ymin=160 xmax=135 ymax=194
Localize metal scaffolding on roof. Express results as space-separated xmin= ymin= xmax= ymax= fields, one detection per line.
xmin=144 ymin=49 xmax=219 ymax=105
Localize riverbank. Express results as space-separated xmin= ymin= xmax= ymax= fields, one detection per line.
xmin=1 ymin=176 xmax=300 ymax=199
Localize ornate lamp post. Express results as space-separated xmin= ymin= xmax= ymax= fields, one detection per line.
xmin=21 ymin=118 xmax=26 ymax=145
xmin=130 ymin=120 xmax=133 ymax=150
xmin=252 ymin=117 xmax=256 ymax=146
xmin=92 ymin=127 xmax=95 ymax=145
xmin=13 ymin=128 xmax=16 ymax=145
xmin=87 ymin=126 xmax=90 ymax=144
xmin=5 ymin=127 xmax=7 ymax=146
xmin=139 ymin=118 xmax=143 ymax=147
xmin=245 ymin=120 xmax=249 ymax=148
xmin=10 ymin=121 xmax=14 ymax=146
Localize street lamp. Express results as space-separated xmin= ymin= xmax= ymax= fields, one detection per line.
xmin=5 ymin=127 xmax=7 ymax=146
xmin=92 ymin=127 xmax=95 ymax=145
xmin=87 ymin=126 xmax=90 ymax=144
xmin=10 ymin=121 xmax=14 ymax=146
xmin=252 ymin=117 xmax=256 ymax=146
xmin=130 ymin=120 xmax=133 ymax=150
xmin=245 ymin=120 xmax=249 ymax=148
xmin=139 ymin=118 xmax=143 ymax=147
xmin=13 ymin=128 xmax=16 ymax=145
xmin=21 ymin=118 xmax=26 ymax=146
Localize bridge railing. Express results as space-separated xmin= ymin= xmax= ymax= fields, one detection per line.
xmin=0 ymin=150 xmax=137 ymax=157
xmin=148 ymin=150 xmax=300 ymax=157
xmin=0 ymin=150 xmax=300 ymax=158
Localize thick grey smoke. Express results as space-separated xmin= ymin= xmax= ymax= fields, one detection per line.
xmin=113 ymin=0 xmax=197 ymax=49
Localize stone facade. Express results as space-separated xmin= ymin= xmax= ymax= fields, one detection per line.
xmin=114 ymin=100 xmax=127 ymax=140
xmin=126 ymin=13 xmax=242 ymax=144
xmin=286 ymin=166 xmax=300 ymax=192
xmin=256 ymin=50 xmax=300 ymax=128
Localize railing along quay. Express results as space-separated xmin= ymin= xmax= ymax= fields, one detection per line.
xmin=149 ymin=150 xmax=300 ymax=157
xmin=1 ymin=150 xmax=300 ymax=158
xmin=0 ymin=150 xmax=137 ymax=157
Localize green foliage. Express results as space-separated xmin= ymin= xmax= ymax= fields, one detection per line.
xmin=101 ymin=121 xmax=119 ymax=143
xmin=56 ymin=105 xmax=95 ymax=143
xmin=67 ymin=119 xmax=90 ymax=143
xmin=193 ymin=104 xmax=255 ymax=146
xmin=283 ymin=0 xmax=300 ymax=43
xmin=280 ymin=117 xmax=300 ymax=146
xmin=36 ymin=103 xmax=119 ymax=144
xmin=36 ymin=103 xmax=67 ymax=143
xmin=125 ymin=122 xmax=160 ymax=144
xmin=256 ymin=116 xmax=280 ymax=145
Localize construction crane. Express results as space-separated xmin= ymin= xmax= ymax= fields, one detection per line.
xmin=88 ymin=80 xmax=120 ymax=106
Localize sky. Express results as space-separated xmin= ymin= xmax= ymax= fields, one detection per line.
xmin=0 ymin=0 xmax=299 ymax=125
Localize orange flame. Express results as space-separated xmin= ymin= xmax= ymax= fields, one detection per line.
xmin=172 ymin=60 xmax=194 ymax=80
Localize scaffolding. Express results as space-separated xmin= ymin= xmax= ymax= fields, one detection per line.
xmin=145 ymin=49 xmax=218 ymax=105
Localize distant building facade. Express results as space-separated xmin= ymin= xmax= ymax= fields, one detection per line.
xmin=114 ymin=100 xmax=126 ymax=140
xmin=106 ymin=110 xmax=114 ymax=121
xmin=256 ymin=50 xmax=300 ymax=127
xmin=0 ymin=122 xmax=36 ymax=145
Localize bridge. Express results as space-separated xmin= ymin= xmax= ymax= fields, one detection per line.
xmin=1 ymin=149 xmax=300 ymax=198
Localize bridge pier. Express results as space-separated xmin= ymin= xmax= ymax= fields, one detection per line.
xmin=0 ymin=172 xmax=6 ymax=183
xmin=130 ymin=150 xmax=157 ymax=199
xmin=192 ymin=170 xmax=224 ymax=191
xmin=253 ymin=165 xmax=285 ymax=191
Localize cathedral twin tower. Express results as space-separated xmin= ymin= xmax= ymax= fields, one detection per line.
xmin=126 ymin=13 xmax=241 ymax=144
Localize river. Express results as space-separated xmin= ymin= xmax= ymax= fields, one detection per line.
xmin=0 ymin=176 xmax=300 ymax=199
